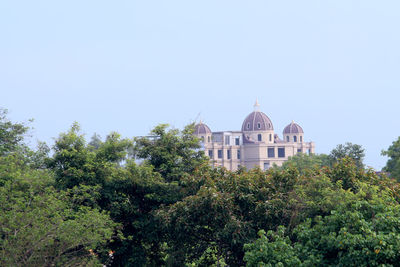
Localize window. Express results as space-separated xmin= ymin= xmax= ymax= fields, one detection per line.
xmin=257 ymin=122 xmax=261 ymax=129
xmin=247 ymin=123 xmax=250 ymax=129
xmin=294 ymin=136 xmax=297 ymax=142
xmin=278 ymin=147 xmax=285 ymax=158
xmin=258 ymin=134 xmax=262 ymax=141
xmin=297 ymin=149 xmax=302 ymax=153
xmin=235 ymin=137 xmax=240 ymax=145
xmin=286 ymin=136 xmax=289 ymax=142
xmin=225 ymin=136 xmax=230 ymax=145
xmin=227 ymin=150 xmax=231 ymax=159
xmin=218 ymin=150 xmax=223 ymax=159
xmin=300 ymin=136 xmax=303 ymax=143
xmin=201 ymin=136 xmax=204 ymax=142
xmin=269 ymin=134 xmax=272 ymax=142
xmin=237 ymin=150 xmax=241 ymax=159
xmin=264 ymin=162 xmax=270 ymax=170
xmin=268 ymin=147 xmax=275 ymax=158
xmin=208 ymin=136 xmax=211 ymax=143
xmin=308 ymin=149 xmax=312 ymax=155
xmin=208 ymin=150 xmax=213 ymax=158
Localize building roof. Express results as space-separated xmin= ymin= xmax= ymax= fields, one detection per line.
xmin=194 ymin=122 xmax=212 ymax=135
xmin=241 ymin=111 xmax=274 ymax=132
xmin=283 ymin=121 xmax=304 ymax=134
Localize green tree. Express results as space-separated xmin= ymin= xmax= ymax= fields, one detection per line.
xmin=329 ymin=142 xmax=365 ymax=168
xmin=382 ymin=136 xmax=400 ymax=180
xmin=0 ymin=142 xmax=116 ymax=266
xmin=279 ymin=153 xmax=330 ymax=175
xmin=134 ymin=124 xmax=208 ymax=182
xmin=88 ymin=133 xmax=103 ymax=150
xmin=159 ymin=166 xmax=303 ymax=266
xmin=0 ymin=108 xmax=30 ymax=156
xmin=48 ymin=123 xmax=194 ymax=266
xmin=244 ymin=160 xmax=400 ymax=266
xmin=243 ymin=227 xmax=302 ymax=267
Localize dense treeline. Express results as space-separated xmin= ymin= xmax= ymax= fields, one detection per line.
xmin=1 ymin=108 xmax=400 ymax=266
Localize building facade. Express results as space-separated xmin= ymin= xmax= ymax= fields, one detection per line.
xmin=194 ymin=102 xmax=315 ymax=171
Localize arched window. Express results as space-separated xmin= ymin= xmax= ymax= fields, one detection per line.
xmin=208 ymin=136 xmax=211 ymax=143
xmin=286 ymin=136 xmax=289 ymax=142
xmin=258 ymin=134 xmax=262 ymax=141
xmin=257 ymin=122 xmax=261 ymax=129
xmin=294 ymin=136 xmax=297 ymax=142
xmin=247 ymin=123 xmax=250 ymax=129
xmin=269 ymin=134 xmax=272 ymax=142
xmin=201 ymin=136 xmax=204 ymax=142
xmin=300 ymin=136 xmax=303 ymax=143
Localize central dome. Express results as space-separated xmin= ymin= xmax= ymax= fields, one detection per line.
xmin=241 ymin=111 xmax=274 ymax=131
xmin=194 ymin=122 xmax=211 ymax=135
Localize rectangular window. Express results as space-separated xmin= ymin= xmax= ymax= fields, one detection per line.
xmin=237 ymin=150 xmax=241 ymax=159
xmin=208 ymin=150 xmax=213 ymax=158
xmin=268 ymin=147 xmax=275 ymax=158
xmin=225 ymin=136 xmax=230 ymax=145
xmin=258 ymin=134 xmax=262 ymax=141
xmin=294 ymin=136 xmax=297 ymax=142
xmin=278 ymin=147 xmax=285 ymax=158
xmin=227 ymin=150 xmax=231 ymax=159
xmin=297 ymin=149 xmax=302 ymax=153
xmin=300 ymin=136 xmax=303 ymax=143
xmin=264 ymin=162 xmax=270 ymax=170
xmin=235 ymin=137 xmax=240 ymax=146
xmin=269 ymin=134 xmax=272 ymax=142
xmin=218 ymin=150 xmax=223 ymax=159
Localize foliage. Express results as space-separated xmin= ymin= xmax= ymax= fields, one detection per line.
xmin=47 ymin=123 xmax=198 ymax=266
xmin=382 ymin=136 xmax=400 ymax=180
xmin=244 ymin=187 xmax=400 ymax=266
xmin=4 ymin=108 xmax=400 ymax=266
xmin=134 ymin=124 xmax=208 ymax=182
xmin=329 ymin=142 xmax=365 ymax=168
xmin=243 ymin=227 xmax=301 ymax=267
xmin=279 ymin=153 xmax=330 ymax=175
xmin=0 ymin=154 xmax=116 ymax=267
xmin=0 ymin=108 xmax=30 ymax=156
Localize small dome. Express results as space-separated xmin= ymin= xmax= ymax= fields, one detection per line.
xmin=241 ymin=111 xmax=274 ymax=131
xmin=283 ymin=121 xmax=304 ymax=134
xmin=194 ymin=122 xmax=211 ymax=135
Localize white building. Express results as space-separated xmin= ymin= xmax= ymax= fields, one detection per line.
xmin=194 ymin=101 xmax=315 ymax=171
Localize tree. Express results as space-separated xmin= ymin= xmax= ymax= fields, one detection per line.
xmin=243 ymin=227 xmax=302 ymax=267
xmin=244 ymin=179 xmax=400 ymax=266
xmin=382 ymin=136 xmax=400 ymax=180
xmin=279 ymin=153 xmax=330 ymax=175
xmin=48 ymin=123 xmax=193 ymax=266
xmin=0 ymin=108 xmax=30 ymax=156
xmin=329 ymin=142 xmax=365 ymax=168
xmin=0 ymin=150 xmax=116 ymax=267
xmin=88 ymin=133 xmax=103 ymax=150
xmin=134 ymin=124 xmax=208 ymax=182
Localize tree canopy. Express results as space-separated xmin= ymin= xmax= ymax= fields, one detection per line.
xmin=1 ymin=108 xmax=400 ymax=266
xmin=382 ymin=136 xmax=400 ymax=180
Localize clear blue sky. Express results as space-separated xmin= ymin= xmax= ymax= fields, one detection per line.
xmin=1 ymin=1 xmax=399 ymax=169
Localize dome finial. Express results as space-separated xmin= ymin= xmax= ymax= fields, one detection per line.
xmin=254 ymin=99 xmax=260 ymax=111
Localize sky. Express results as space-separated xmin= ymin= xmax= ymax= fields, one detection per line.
xmin=1 ymin=0 xmax=399 ymax=169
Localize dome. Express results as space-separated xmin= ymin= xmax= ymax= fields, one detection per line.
xmin=194 ymin=122 xmax=211 ymax=135
xmin=241 ymin=111 xmax=274 ymax=131
xmin=283 ymin=121 xmax=304 ymax=134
